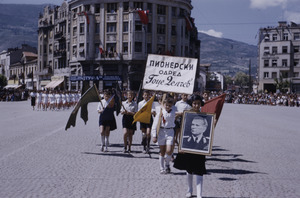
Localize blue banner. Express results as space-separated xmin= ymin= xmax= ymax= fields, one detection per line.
xmin=70 ymin=75 xmax=122 ymax=81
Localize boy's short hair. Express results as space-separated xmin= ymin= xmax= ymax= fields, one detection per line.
xmin=163 ymin=96 xmax=174 ymax=105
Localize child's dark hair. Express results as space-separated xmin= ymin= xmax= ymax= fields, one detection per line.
xmin=188 ymin=94 xmax=204 ymax=106
xmin=163 ymin=96 xmax=174 ymax=105
xmin=103 ymin=89 xmax=112 ymax=95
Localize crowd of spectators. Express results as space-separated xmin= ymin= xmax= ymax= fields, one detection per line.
xmin=0 ymin=89 xmax=29 ymax=101
xmin=224 ymin=92 xmax=300 ymax=107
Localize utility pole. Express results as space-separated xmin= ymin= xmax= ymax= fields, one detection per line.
xmin=249 ymin=59 xmax=252 ymax=93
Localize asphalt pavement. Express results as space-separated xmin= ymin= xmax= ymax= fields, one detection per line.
xmin=0 ymin=101 xmax=299 ymax=198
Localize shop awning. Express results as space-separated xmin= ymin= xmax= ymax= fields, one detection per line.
xmin=45 ymin=79 xmax=64 ymax=89
xmin=40 ymin=80 xmax=51 ymax=86
xmin=4 ymin=84 xmax=22 ymax=89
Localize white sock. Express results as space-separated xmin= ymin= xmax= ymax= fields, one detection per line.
xmin=159 ymin=155 xmax=165 ymax=171
xmin=187 ymin=172 xmax=193 ymax=193
xmin=105 ymin=136 xmax=109 ymax=148
xmin=165 ymin=154 xmax=172 ymax=166
xmin=101 ymin=135 xmax=105 ymax=146
xmin=196 ymin=175 xmax=203 ymax=198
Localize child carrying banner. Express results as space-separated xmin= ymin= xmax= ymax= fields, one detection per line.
xmin=138 ymin=90 xmax=154 ymax=154
xmin=97 ymin=89 xmax=117 ymax=152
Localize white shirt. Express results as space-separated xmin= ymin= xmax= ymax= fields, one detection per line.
xmin=97 ymin=98 xmax=111 ymax=111
xmin=151 ymin=106 xmax=177 ymax=137
xmin=175 ymin=100 xmax=191 ymax=113
xmin=122 ymin=100 xmax=137 ymax=113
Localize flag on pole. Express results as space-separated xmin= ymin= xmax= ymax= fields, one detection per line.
xmin=113 ymin=82 xmax=122 ymax=116
xmin=137 ymin=10 xmax=149 ymax=25
xmin=132 ymin=95 xmax=155 ymax=124
xmin=65 ymin=84 xmax=101 ymax=131
xmin=185 ymin=16 xmax=193 ymax=31
xmin=201 ymin=94 xmax=226 ymax=125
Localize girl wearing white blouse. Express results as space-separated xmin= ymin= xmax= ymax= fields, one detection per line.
xmin=121 ymin=90 xmax=137 ymax=153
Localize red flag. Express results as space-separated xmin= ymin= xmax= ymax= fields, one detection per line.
xmin=137 ymin=10 xmax=149 ymax=25
xmin=99 ymin=47 xmax=103 ymax=54
xmin=201 ymin=94 xmax=226 ymax=124
xmin=185 ymin=15 xmax=193 ymax=31
xmin=83 ymin=11 xmax=90 ymax=24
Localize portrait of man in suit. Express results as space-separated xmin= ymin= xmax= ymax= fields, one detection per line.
xmin=180 ymin=112 xmax=214 ymax=154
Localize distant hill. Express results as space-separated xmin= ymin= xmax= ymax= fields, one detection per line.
xmin=0 ymin=4 xmax=257 ymax=77
xmin=0 ymin=4 xmax=46 ymax=52
xmin=198 ymin=32 xmax=257 ymax=76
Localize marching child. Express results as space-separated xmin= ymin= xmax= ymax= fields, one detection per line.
xmin=121 ymin=90 xmax=137 ymax=153
xmin=138 ymin=90 xmax=154 ymax=154
xmin=173 ymin=94 xmax=206 ymax=198
xmin=97 ymin=89 xmax=116 ymax=152
xmin=151 ymin=95 xmax=176 ymax=174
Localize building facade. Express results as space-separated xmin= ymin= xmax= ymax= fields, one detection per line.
xmin=258 ymin=21 xmax=300 ymax=93
xmin=38 ymin=0 xmax=201 ymax=91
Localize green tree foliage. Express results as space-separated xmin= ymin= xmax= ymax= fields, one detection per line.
xmin=0 ymin=74 xmax=7 ymax=87
xmin=234 ymin=72 xmax=249 ymax=87
xmin=274 ymin=75 xmax=290 ymax=93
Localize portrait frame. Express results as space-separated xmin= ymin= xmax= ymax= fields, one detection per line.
xmin=178 ymin=111 xmax=215 ymax=155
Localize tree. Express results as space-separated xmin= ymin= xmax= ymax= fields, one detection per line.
xmin=0 ymin=74 xmax=7 ymax=88
xmin=274 ymin=75 xmax=290 ymax=93
xmin=234 ymin=72 xmax=249 ymax=87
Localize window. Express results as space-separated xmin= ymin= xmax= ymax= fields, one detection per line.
xmin=123 ymin=42 xmax=128 ymax=53
xmin=147 ymin=23 xmax=152 ymax=33
xmin=294 ymin=72 xmax=299 ymax=77
xmin=84 ymin=5 xmax=90 ymax=12
xmin=264 ymin=34 xmax=270 ymax=41
xmin=282 ymin=46 xmax=288 ymax=53
xmin=95 ymin=23 xmax=100 ymax=34
xmin=272 ymin=34 xmax=277 ymax=41
xmin=135 ymin=42 xmax=142 ymax=52
xmin=147 ymin=3 xmax=152 ymax=13
xmin=134 ymin=2 xmax=143 ymax=10
xmin=147 ymin=43 xmax=152 ymax=53
xmin=172 ymin=7 xmax=177 ymax=17
xmin=157 ymin=5 xmax=166 ymax=15
xmin=49 ymin=44 xmax=53 ymax=53
xmin=294 ymin=46 xmax=300 ymax=53
xmin=157 ymin=24 xmax=166 ymax=34
xmin=283 ymin=33 xmax=288 ymax=41
xmin=264 ymin=60 xmax=269 ymax=67
xmin=264 ymin=47 xmax=269 ymax=55
xmin=95 ymin=43 xmax=100 ymax=56
xmin=282 ymin=59 xmax=288 ymax=67
xmin=264 ymin=72 xmax=269 ymax=78
xmin=294 ymin=33 xmax=300 ymax=40
xmin=171 ymin=26 xmax=176 ymax=35
xmin=107 ymin=23 xmax=116 ymax=32
xmin=272 ymin=72 xmax=277 ymax=79
xmin=272 ymin=46 xmax=277 ymax=54
xmin=272 ymin=60 xmax=277 ymax=67
xmin=280 ymin=71 xmax=288 ymax=78
xmin=95 ymin=4 xmax=100 ymax=13
xmin=80 ymin=23 xmax=84 ymax=34
xmin=107 ymin=3 xmax=117 ymax=13
xmin=294 ymin=59 xmax=299 ymax=67
xmin=123 ymin=2 xmax=129 ymax=12
xmin=135 ymin=22 xmax=142 ymax=31
xmin=73 ymin=27 xmax=77 ymax=35
xmin=123 ymin=22 xmax=128 ymax=32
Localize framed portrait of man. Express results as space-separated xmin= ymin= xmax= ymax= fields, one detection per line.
xmin=178 ymin=111 xmax=215 ymax=155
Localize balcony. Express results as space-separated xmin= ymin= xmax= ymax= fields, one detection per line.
xmin=54 ymin=50 xmax=66 ymax=57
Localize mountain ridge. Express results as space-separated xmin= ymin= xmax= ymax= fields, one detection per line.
xmin=0 ymin=4 xmax=257 ymax=76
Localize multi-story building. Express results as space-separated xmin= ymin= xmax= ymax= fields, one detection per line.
xmin=38 ymin=0 xmax=202 ymax=91
xmin=258 ymin=21 xmax=300 ymax=93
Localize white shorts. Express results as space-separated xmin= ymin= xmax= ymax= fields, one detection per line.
xmin=157 ymin=128 xmax=174 ymax=146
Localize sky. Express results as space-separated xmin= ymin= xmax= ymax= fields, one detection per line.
xmin=1 ymin=0 xmax=300 ymax=45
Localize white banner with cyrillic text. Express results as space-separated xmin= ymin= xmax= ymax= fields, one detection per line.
xmin=142 ymin=54 xmax=198 ymax=94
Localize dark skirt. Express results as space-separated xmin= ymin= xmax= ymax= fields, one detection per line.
xmin=99 ymin=108 xmax=117 ymax=131
xmin=122 ymin=114 xmax=137 ymax=130
xmin=140 ymin=116 xmax=153 ymax=129
xmin=31 ymin=97 xmax=36 ymax=106
xmin=173 ymin=153 xmax=207 ymax=176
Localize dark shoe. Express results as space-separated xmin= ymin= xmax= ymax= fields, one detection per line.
xmin=165 ymin=165 xmax=171 ymax=174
